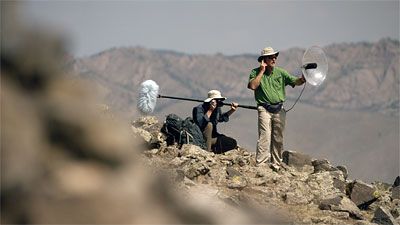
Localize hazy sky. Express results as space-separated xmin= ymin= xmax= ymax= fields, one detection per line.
xmin=21 ymin=1 xmax=399 ymax=58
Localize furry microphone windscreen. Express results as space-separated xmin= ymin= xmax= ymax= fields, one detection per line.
xmin=137 ymin=80 xmax=159 ymax=114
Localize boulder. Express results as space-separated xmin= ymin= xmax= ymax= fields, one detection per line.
xmin=179 ymin=145 xmax=212 ymax=179
xmin=282 ymin=150 xmax=312 ymax=168
xmin=319 ymin=196 xmax=342 ymax=210
xmin=312 ymin=159 xmax=337 ymax=173
xmin=391 ymin=199 xmax=400 ymax=218
xmin=222 ymin=148 xmax=251 ymax=167
xmin=371 ymin=206 xmax=397 ymax=225
xmin=183 ymin=162 xmax=210 ymax=179
xmin=283 ymin=181 xmax=314 ymax=205
xmin=393 ymin=176 xmax=400 ymax=187
xmin=319 ymin=196 xmax=364 ymax=220
xmin=226 ymin=175 xmax=248 ymax=190
xmin=131 ymin=126 xmax=152 ymax=143
xmin=336 ymin=165 xmax=349 ymax=180
xmin=392 ymin=186 xmax=400 ymax=200
xmin=329 ymin=211 xmax=350 ymax=220
xmin=391 ymin=206 xmax=400 ymax=219
xmin=225 ymin=164 xmax=248 ymax=190
xmin=158 ymin=146 xmax=180 ymax=159
xmin=180 ymin=144 xmax=211 ymax=158
xmin=226 ymin=166 xmax=241 ymax=178
xmin=348 ymin=180 xmax=379 ymax=209
xmin=354 ymin=221 xmax=379 ymax=225
xmin=131 ymin=116 xmax=167 ymax=149
xmin=333 ymin=178 xmax=347 ymax=193
xmin=307 ymin=171 xmax=344 ymax=201
xmin=310 ymin=216 xmax=343 ymax=224
xmin=391 ymin=175 xmax=400 ymax=201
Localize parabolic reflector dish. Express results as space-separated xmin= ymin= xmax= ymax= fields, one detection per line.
xmin=302 ymin=46 xmax=328 ymax=86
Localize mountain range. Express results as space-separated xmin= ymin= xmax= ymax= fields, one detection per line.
xmin=69 ymin=38 xmax=399 ymax=118
xmin=68 ymin=38 xmax=399 ymax=183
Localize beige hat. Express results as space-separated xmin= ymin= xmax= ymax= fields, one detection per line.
xmin=204 ymin=90 xmax=227 ymax=102
xmin=257 ymin=46 xmax=279 ymax=62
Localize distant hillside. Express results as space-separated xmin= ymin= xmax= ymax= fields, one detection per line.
xmin=68 ymin=39 xmax=399 ymax=183
xmin=69 ymin=38 xmax=399 ymax=119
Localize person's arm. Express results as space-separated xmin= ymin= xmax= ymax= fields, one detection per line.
xmin=248 ymin=60 xmax=266 ymax=90
xmin=294 ymin=74 xmax=306 ymax=86
xmin=193 ymin=103 xmax=216 ymax=130
xmin=219 ymin=102 xmax=238 ymax=123
xmin=227 ymin=102 xmax=238 ymax=117
xmin=282 ymin=69 xmax=305 ymax=87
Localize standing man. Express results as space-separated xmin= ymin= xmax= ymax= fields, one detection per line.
xmin=248 ymin=47 xmax=306 ymax=170
xmin=193 ymin=90 xmax=238 ymax=154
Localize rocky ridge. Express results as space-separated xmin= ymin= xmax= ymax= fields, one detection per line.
xmin=132 ymin=116 xmax=400 ymax=225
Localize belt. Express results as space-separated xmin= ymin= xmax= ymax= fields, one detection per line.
xmin=257 ymin=101 xmax=283 ymax=106
xmin=258 ymin=102 xmax=283 ymax=114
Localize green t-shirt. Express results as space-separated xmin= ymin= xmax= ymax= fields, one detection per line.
xmin=248 ymin=67 xmax=297 ymax=104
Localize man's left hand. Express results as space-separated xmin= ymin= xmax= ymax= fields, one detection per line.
xmin=295 ymin=74 xmax=307 ymax=86
xmin=301 ymin=74 xmax=306 ymax=84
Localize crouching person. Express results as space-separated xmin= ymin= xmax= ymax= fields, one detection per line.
xmin=192 ymin=90 xmax=238 ymax=154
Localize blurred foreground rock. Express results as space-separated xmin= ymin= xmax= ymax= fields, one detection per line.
xmin=1 ymin=2 xmax=192 ymax=223
xmin=0 ymin=2 xmax=280 ymax=224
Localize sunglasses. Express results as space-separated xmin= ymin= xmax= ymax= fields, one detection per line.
xmin=265 ymin=55 xmax=277 ymax=60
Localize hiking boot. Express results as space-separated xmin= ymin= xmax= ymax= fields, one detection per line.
xmin=270 ymin=164 xmax=280 ymax=172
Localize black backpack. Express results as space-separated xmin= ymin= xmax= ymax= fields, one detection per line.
xmin=161 ymin=114 xmax=206 ymax=150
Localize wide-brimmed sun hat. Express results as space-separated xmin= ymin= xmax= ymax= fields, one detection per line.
xmin=257 ymin=47 xmax=279 ymax=62
xmin=204 ymin=90 xmax=227 ymax=102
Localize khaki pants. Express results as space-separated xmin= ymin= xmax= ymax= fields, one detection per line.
xmin=203 ymin=122 xmax=217 ymax=152
xmin=256 ymin=106 xmax=286 ymax=165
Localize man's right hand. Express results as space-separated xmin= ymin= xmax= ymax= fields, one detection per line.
xmin=206 ymin=101 xmax=216 ymax=118
xmin=260 ymin=59 xmax=267 ymax=72
xmin=209 ymin=100 xmax=217 ymax=111
xmin=248 ymin=61 xmax=266 ymax=90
